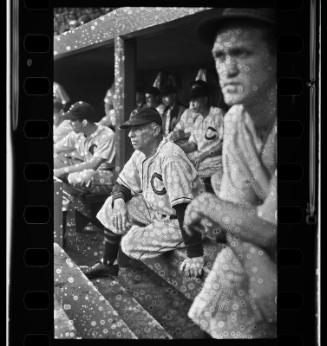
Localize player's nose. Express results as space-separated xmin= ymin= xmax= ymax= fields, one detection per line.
xmin=225 ymin=56 xmax=239 ymax=77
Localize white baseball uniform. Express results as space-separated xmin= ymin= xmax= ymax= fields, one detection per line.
xmin=187 ymin=106 xmax=224 ymax=178
xmin=97 ymin=139 xmax=204 ymax=260
xmin=54 ymin=124 xmax=115 ymax=194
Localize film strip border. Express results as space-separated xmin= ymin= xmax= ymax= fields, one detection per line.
xmin=8 ymin=0 xmax=320 ymax=345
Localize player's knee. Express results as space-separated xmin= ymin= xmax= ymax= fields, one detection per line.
xmin=120 ymin=234 xmax=139 ymax=259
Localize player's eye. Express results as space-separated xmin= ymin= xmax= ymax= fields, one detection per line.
xmin=212 ymin=50 xmax=225 ymax=61
xmin=231 ymin=48 xmax=251 ymax=58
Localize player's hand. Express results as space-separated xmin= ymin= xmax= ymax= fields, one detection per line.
xmin=180 ymin=256 xmax=204 ymax=278
xmin=78 ymin=170 xmax=95 ymax=187
xmin=112 ymin=198 xmax=128 ymax=233
xmin=193 ymin=154 xmax=204 ymax=169
xmin=169 ymin=129 xmax=185 ymax=142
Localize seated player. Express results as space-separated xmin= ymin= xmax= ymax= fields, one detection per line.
xmin=170 ymin=80 xmax=225 ymax=192
xmin=144 ymin=86 xmax=165 ymax=116
xmin=161 ymin=85 xmax=186 ymax=136
xmin=81 ymin=107 xmax=205 ymax=279
xmin=54 ymin=101 xmax=115 ymax=196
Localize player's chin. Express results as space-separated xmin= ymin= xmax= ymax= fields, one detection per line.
xmin=223 ymin=93 xmax=244 ymax=106
xmin=131 ymin=142 xmax=139 ymax=150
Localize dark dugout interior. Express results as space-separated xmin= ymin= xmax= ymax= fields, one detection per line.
xmin=54 ymin=9 xmax=226 ymax=119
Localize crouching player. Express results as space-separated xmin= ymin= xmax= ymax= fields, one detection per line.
xmin=82 ymin=107 xmax=205 ymax=279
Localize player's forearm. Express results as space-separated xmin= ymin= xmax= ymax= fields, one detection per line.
xmin=174 ymin=203 xmax=203 ymax=258
xmin=199 ymin=142 xmax=222 ymax=161
xmin=203 ymin=196 xmax=276 ymax=249
xmin=111 ymin=182 xmax=133 ymax=207
xmin=54 ymin=145 xmax=74 ymax=155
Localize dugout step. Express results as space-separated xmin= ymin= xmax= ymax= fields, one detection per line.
xmin=54 ymin=297 xmax=78 ymax=338
xmin=142 ymin=237 xmax=224 ymax=301
xmin=54 ymin=243 xmax=137 ymax=339
xmin=67 ymin=244 xmax=207 ymax=338
xmin=116 ymin=260 xmax=209 ymax=338
xmin=91 ymin=275 xmax=173 ymax=339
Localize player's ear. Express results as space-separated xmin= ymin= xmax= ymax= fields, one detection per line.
xmin=82 ymin=119 xmax=88 ymax=127
xmin=152 ymin=123 xmax=161 ymax=136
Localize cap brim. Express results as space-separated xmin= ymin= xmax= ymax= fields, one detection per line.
xmin=119 ymin=118 xmax=154 ymax=130
xmin=198 ymin=11 xmax=275 ymax=45
xmin=62 ymin=111 xmax=78 ymax=121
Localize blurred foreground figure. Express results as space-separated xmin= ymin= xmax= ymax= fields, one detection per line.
xmin=184 ymin=8 xmax=277 ymax=338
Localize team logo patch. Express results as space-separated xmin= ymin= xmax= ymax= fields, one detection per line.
xmin=89 ymin=144 xmax=97 ymax=155
xmin=205 ymin=126 xmax=217 ymax=140
xmin=150 ymin=173 xmax=167 ymax=195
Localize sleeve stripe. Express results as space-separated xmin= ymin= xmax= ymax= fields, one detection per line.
xmin=171 ymin=197 xmax=192 ymax=206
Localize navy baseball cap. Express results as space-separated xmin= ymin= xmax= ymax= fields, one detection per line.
xmin=63 ymin=101 xmax=98 ymax=122
xmin=198 ymin=8 xmax=276 ymax=46
xmin=120 ymin=107 xmax=162 ymax=130
xmin=189 ymin=80 xmax=210 ymax=100
xmin=145 ymin=86 xmax=161 ymax=96
xmin=161 ymin=85 xmax=177 ymax=96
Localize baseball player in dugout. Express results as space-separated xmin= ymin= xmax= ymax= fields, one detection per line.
xmin=183 ymin=8 xmax=277 ymax=338
xmin=169 ymin=80 xmax=225 ymax=193
xmin=53 ymin=101 xmax=115 ymax=195
xmin=161 ymin=85 xmax=186 ymax=136
xmin=82 ymin=107 xmax=205 ymax=279
xmin=144 ymin=86 xmax=165 ymax=116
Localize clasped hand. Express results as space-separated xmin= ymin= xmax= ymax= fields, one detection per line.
xmin=168 ymin=129 xmax=185 ymax=142
xmin=180 ymin=256 xmax=204 ymax=278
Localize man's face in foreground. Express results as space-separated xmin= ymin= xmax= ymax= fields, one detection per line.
xmin=212 ymin=26 xmax=276 ymax=107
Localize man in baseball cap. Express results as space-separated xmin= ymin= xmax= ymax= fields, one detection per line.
xmin=81 ymin=106 xmax=205 ymax=280
xmin=54 ymin=100 xmax=115 ymax=195
xmin=144 ymin=86 xmax=165 ymax=116
xmin=119 ymin=106 xmax=162 ymax=130
xmin=198 ymin=8 xmax=275 ymax=46
xmin=160 ymin=85 xmax=185 ymax=136
xmin=62 ymin=101 xmax=99 ymax=123
xmin=183 ymin=8 xmax=277 ymax=339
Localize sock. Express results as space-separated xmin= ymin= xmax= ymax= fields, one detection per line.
xmin=103 ymin=229 xmax=122 ymax=265
xmin=117 ymin=248 xmax=133 ymax=268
